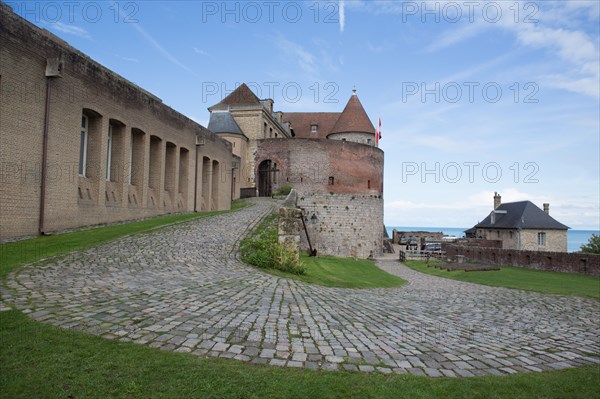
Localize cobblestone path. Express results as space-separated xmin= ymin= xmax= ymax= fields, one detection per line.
xmin=2 ymin=200 xmax=599 ymax=377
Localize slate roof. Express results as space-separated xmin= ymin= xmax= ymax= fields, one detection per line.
xmin=207 ymin=111 xmax=244 ymax=136
xmin=475 ymin=201 xmax=569 ymax=230
xmin=209 ymin=83 xmax=261 ymax=110
xmin=282 ymin=112 xmax=341 ymax=139
xmin=330 ymin=93 xmax=375 ymax=135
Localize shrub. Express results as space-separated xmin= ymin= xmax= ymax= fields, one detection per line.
xmin=240 ymin=213 xmax=306 ymax=275
xmin=273 ymin=184 xmax=293 ymax=196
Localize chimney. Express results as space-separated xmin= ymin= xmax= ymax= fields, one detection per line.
xmin=543 ymin=203 xmax=549 ymax=215
xmin=493 ymin=192 xmax=501 ymax=209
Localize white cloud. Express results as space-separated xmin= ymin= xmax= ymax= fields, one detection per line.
xmin=131 ymin=23 xmax=193 ymax=74
xmin=115 ymin=54 xmax=140 ymax=63
xmin=49 ymin=22 xmax=90 ymax=39
xmin=193 ymin=47 xmax=211 ymax=57
xmin=339 ymin=0 xmax=345 ymax=32
xmin=275 ymin=36 xmax=317 ymax=75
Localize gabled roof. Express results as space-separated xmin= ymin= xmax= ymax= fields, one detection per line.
xmin=329 ymin=93 xmax=375 ymax=135
xmin=282 ymin=112 xmax=341 ymax=139
xmin=475 ymin=201 xmax=569 ymax=230
xmin=208 ymin=83 xmax=261 ymax=110
xmin=207 ymin=111 xmax=244 ymax=136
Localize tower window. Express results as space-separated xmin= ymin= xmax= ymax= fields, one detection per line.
xmin=368 ymin=180 xmax=371 ymax=189
xmin=311 ymin=124 xmax=318 ymax=134
xmin=328 ymin=176 xmax=334 ymax=185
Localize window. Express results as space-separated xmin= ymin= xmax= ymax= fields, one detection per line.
xmin=311 ymin=124 xmax=318 ymax=134
xmin=328 ymin=176 xmax=334 ymax=185
xmin=538 ymin=232 xmax=546 ymax=246
xmin=367 ymin=138 xmax=372 ymax=144
xmin=106 ymin=124 xmax=113 ymax=181
xmin=79 ymin=114 xmax=88 ymax=176
xmin=269 ymin=127 xmax=273 ymax=138
xmin=128 ymin=133 xmax=133 ymax=184
xmin=263 ymin=122 xmax=267 ymax=138
xmin=368 ymin=180 xmax=371 ymax=189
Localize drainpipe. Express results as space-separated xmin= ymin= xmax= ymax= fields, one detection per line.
xmin=39 ymin=58 xmax=62 ymax=235
xmin=193 ymin=144 xmax=199 ymax=212
xmin=38 ymin=77 xmax=52 ymax=235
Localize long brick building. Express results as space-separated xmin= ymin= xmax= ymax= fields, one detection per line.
xmin=1 ymin=3 xmax=385 ymax=258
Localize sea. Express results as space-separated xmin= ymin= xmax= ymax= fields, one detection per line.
xmin=385 ymin=226 xmax=599 ymax=253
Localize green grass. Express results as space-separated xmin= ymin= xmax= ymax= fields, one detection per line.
xmin=404 ymin=260 xmax=600 ymax=299
xmin=267 ymin=255 xmax=407 ymax=289
xmin=240 ymin=212 xmax=405 ymax=288
xmin=0 ymin=199 xmax=249 ymax=281
xmin=1 ymin=310 xmax=598 ymax=399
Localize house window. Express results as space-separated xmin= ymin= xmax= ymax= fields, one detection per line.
xmin=538 ymin=232 xmax=546 ymax=246
xmin=328 ymin=176 xmax=334 ymax=185
xmin=106 ymin=124 xmax=113 ymax=181
xmin=311 ymin=124 xmax=318 ymax=134
xmin=79 ymin=114 xmax=88 ymax=176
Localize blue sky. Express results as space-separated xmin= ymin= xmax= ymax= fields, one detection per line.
xmin=10 ymin=0 xmax=599 ymax=229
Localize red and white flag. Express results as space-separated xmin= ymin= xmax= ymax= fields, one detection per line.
xmin=375 ymin=117 xmax=382 ymax=144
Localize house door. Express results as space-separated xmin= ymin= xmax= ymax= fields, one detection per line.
xmin=258 ymin=160 xmax=272 ymax=197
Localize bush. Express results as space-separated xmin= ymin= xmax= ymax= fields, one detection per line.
xmin=273 ymin=184 xmax=293 ymax=196
xmin=240 ymin=214 xmax=306 ymax=275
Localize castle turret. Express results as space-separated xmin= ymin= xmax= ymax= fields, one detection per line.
xmin=327 ymin=89 xmax=376 ymax=146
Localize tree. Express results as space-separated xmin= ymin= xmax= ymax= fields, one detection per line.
xmin=580 ymin=234 xmax=600 ymax=254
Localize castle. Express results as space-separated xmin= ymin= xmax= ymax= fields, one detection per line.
xmin=0 ymin=4 xmax=384 ymax=258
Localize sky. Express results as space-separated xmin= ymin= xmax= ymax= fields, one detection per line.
xmin=9 ymin=0 xmax=599 ymax=230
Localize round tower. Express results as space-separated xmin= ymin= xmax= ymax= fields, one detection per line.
xmin=327 ymin=89 xmax=377 ymax=146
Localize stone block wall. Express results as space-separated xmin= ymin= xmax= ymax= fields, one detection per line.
xmin=299 ymin=193 xmax=383 ymax=259
xmin=443 ymin=244 xmax=600 ymax=276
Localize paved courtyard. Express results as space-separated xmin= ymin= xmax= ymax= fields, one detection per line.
xmin=2 ymin=200 xmax=599 ymax=377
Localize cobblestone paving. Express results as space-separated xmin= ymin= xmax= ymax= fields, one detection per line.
xmin=2 ymin=200 xmax=599 ymax=377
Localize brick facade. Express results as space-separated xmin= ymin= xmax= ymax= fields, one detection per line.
xmin=0 ymin=4 xmax=234 ymax=238
xmin=257 ymin=139 xmax=384 ymax=258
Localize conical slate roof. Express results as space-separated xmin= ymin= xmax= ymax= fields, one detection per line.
xmin=329 ymin=93 xmax=375 ymax=135
xmin=207 ymin=111 xmax=244 ymax=135
xmin=209 ymin=83 xmax=261 ymax=110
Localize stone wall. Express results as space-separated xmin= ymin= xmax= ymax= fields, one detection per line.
xmin=0 ymin=4 xmax=234 ymax=238
xmin=256 ymin=138 xmax=384 ymax=259
xmin=443 ymin=244 xmax=600 ymax=276
xmin=475 ymin=228 xmax=567 ymax=252
xmin=299 ymin=193 xmax=383 ymax=259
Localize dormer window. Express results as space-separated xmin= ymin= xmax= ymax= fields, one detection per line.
xmin=311 ymin=124 xmax=318 ymax=134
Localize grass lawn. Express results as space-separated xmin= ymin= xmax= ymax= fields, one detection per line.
xmin=0 ymin=200 xmax=249 ymax=281
xmin=1 ymin=309 xmax=599 ymax=399
xmin=267 ymin=255 xmax=407 ymax=288
xmin=404 ymin=260 xmax=600 ymax=299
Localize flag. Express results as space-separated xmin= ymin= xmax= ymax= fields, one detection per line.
xmin=375 ymin=117 xmax=382 ymax=145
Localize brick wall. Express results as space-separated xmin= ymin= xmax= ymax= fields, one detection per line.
xmin=443 ymin=244 xmax=600 ymax=276
xmin=256 ymin=138 xmax=384 ymax=259
xmin=0 ymin=4 xmax=234 ymax=238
